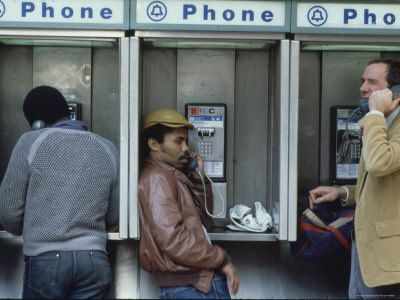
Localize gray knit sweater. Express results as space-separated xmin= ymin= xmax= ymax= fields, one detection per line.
xmin=0 ymin=128 xmax=119 ymax=256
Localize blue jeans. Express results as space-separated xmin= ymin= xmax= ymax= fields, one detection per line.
xmin=158 ymin=272 xmax=231 ymax=299
xmin=349 ymin=242 xmax=400 ymax=299
xmin=23 ymin=250 xmax=112 ymax=299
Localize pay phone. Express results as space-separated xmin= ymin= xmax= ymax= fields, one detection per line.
xmin=185 ymin=103 xmax=227 ymax=181
xmin=185 ymin=103 xmax=227 ymax=219
xmin=67 ymin=101 xmax=82 ymax=121
xmin=330 ymin=106 xmax=362 ymax=185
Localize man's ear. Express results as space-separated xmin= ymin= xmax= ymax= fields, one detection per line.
xmin=148 ymin=138 xmax=160 ymax=152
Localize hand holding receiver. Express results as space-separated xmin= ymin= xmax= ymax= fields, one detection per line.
xmin=357 ymin=99 xmax=370 ymax=114
xmin=368 ymin=88 xmax=396 ymax=114
xmin=357 ymin=85 xmax=400 ymax=114
xmin=308 ymin=186 xmax=347 ymax=209
xmin=220 ymin=262 xmax=240 ymax=296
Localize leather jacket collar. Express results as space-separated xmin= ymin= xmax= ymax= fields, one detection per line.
xmin=144 ymin=158 xmax=194 ymax=188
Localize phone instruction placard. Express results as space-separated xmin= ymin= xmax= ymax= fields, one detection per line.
xmin=187 ymin=115 xmax=224 ymax=128
xmin=337 ymin=164 xmax=359 ymax=179
xmin=186 ymin=104 xmax=226 ymax=181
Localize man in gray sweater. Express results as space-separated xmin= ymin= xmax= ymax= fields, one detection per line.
xmin=0 ymin=86 xmax=119 ymax=299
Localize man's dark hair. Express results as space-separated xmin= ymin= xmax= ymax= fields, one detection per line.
xmin=142 ymin=124 xmax=176 ymax=157
xmin=23 ymin=85 xmax=69 ymax=126
xmin=368 ymin=58 xmax=400 ymax=87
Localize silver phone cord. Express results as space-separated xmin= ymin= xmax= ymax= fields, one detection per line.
xmin=196 ymin=169 xmax=225 ymax=218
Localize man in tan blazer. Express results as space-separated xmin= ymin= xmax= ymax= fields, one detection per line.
xmin=309 ymin=58 xmax=400 ymax=299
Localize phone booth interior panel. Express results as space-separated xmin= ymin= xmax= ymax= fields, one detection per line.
xmin=0 ymin=45 xmax=32 ymax=187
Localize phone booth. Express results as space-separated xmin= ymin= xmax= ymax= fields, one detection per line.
xmin=129 ymin=0 xmax=295 ymax=242
xmin=288 ymin=5 xmax=400 ymax=296
xmin=129 ymin=3 xmax=300 ymax=296
xmin=0 ymin=0 xmax=130 ymax=297
xmin=290 ymin=0 xmax=400 ymax=197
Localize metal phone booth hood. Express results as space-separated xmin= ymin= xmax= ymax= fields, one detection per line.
xmin=290 ymin=0 xmax=400 ymax=202
xmin=129 ymin=0 xmax=296 ymax=242
xmin=0 ymin=0 xmax=130 ymax=240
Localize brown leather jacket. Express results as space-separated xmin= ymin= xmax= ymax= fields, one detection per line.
xmin=138 ymin=158 xmax=229 ymax=293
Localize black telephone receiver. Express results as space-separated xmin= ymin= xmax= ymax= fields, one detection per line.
xmin=358 ymin=84 xmax=400 ymax=113
xmin=186 ymin=157 xmax=198 ymax=172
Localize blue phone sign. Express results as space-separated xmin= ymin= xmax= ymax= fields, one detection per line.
xmin=147 ymin=1 xmax=167 ymax=22
xmin=307 ymin=5 xmax=328 ymax=27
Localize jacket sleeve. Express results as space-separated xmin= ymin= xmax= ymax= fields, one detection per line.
xmin=188 ymin=176 xmax=213 ymax=230
xmin=0 ymin=135 xmax=31 ymax=235
xmin=342 ymin=185 xmax=356 ymax=206
xmin=140 ymin=172 xmax=228 ymax=270
xmin=360 ymin=114 xmax=400 ymax=177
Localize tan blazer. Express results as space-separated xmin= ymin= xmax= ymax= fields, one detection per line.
xmin=344 ymin=114 xmax=400 ymax=287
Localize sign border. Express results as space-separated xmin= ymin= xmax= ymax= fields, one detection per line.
xmin=130 ymin=0 xmax=290 ymax=32
xmin=292 ymin=0 xmax=400 ymax=35
xmin=0 ymin=0 xmax=130 ymax=30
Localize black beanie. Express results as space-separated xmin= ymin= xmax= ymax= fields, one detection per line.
xmin=23 ymin=86 xmax=69 ymax=127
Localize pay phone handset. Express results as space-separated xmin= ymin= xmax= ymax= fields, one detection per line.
xmin=32 ymin=101 xmax=82 ymax=130
xmin=186 ymin=157 xmax=199 ymax=172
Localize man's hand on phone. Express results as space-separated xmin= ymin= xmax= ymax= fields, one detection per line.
xmin=369 ymin=88 xmax=400 ymax=115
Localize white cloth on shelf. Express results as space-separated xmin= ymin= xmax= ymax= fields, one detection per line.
xmin=226 ymin=202 xmax=272 ymax=233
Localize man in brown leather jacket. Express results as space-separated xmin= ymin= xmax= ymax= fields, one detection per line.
xmin=138 ymin=108 xmax=239 ymax=299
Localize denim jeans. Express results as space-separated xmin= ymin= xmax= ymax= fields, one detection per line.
xmin=23 ymin=250 xmax=112 ymax=299
xmin=158 ymin=272 xmax=231 ymax=299
xmin=349 ymin=242 xmax=400 ymax=299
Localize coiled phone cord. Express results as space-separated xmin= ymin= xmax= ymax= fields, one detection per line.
xmin=195 ymin=168 xmax=225 ymax=218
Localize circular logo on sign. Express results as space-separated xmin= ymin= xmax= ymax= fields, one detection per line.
xmin=307 ymin=6 xmax=328 ymax=27
xmin=147 ymin=1 xmax=167 ymax=22
xmin=0 ymin=1 xmax=5 ymax=18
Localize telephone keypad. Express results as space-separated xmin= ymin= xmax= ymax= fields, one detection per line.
xmin=200 ymin=141 xmax=212 ymax=156
xmin=348 ymin=143 xmax=361 ymax=160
